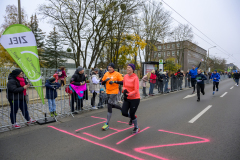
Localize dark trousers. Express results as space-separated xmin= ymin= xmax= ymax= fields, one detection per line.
xmin=197 ymin=83 xmax=205 ymax=100
xmin=91 ymin=92 xmax=97 ymax=107
xmin=60 ymin=80 xmax=65 ymax=86
xmin=158 ymin=81 xmax=163 ymax=93
xmin=122 ymin=99 xmax=140 ymax=120
xmin=71 ymin=93 xmax=83 ymax=112
xmin=191 ymin=78 xmax=196 ymax=91
xmin=9 ymin=100 xmax=30 ymax=124
xmin=213 ymin=82 xmax=219 ymax=91
xmin=235 ymin=79 xmax=239 ymax=85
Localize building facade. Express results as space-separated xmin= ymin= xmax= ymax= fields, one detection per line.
xmin=151 ymin=40 xmax=207 ymax=72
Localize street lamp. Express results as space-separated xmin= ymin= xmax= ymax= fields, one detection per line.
xmin=207 ymin=46 xmax=216 ymax=72
xmin=18 ymin=0 xmax=22 ymax=24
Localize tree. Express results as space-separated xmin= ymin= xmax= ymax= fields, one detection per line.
xmin=0 ymin=5 xmax=28 ymax=34
xmin=142 ymin=1 xmax=172 ymax=62
xmin=164 ymin=57 xmax=181 ymax=73
xmin=43 ymin=27 xmax=66 ymax=68
xmin=28 ymin=14 xmax=46 ymax=67
xmin=0 ymin=44 xmax=18 ymax=67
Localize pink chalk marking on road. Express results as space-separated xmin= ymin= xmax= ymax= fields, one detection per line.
xmin=91 ymin=116 xmax=107 ymax=120
xmin=134 ymin=129 xmax=210 ymax=160
xmin=83 ymin=126 xmax=134 ymax=140
xmin=48 ymin=126 xmax=145 ymax=160
xmin=75 ymin=121 xmax=106 ymax=132
xmin=116 ymin=127 xmax=150 ymax=145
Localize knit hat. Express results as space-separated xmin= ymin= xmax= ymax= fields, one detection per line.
xmin=108 ymin=63 xmax=115 ymax=68
xmin=100 ymin=88 xmax=104 ymax=92
xmin=214 ymin=70 xmax=217 ymax=72
xmin=11 ymin=69 xmax=22 ymax=78
xmin=128 ymin=64 xmax=136 ymax=71
xmin=48 ymin=77 xmax=56 ymax=83
xmin=76 ymin=66 xmax=84 ymax=72
xmin=57 ymin=69 xmax=61 ymax=72
xmin=94 ymin=68 xmax=99 ymax=72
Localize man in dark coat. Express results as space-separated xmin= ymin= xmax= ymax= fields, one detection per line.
xmin=70 ymin=66 xmax=88 ymax=112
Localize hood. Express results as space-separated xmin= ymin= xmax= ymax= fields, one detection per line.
xmin=8 ymin=73 xmax=15 ymax=80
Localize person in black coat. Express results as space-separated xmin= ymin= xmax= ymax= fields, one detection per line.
xmin=99 ymin=68 xmax=104 ymax=78
xmin=45 ymin=77 xmax=61 ymax=117
xmin=70 ymin=66 xmax=88 ymax=112
xmin=7 ymin=69 xmax=36 ymax=128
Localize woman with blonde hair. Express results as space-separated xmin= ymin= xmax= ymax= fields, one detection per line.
xmin=141 ymin=74 xmax=148 ymax=97
xmin=149 ymin=70 xmax=157 ymax=96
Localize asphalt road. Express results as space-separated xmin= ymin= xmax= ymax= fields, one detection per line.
xmin=1 ymin=79 xmax=240 ymax=160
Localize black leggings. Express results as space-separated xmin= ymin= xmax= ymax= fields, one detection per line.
xmin=197 ymin=83 xmax=205 ymax=99
xmin=191 ymin=78 xmax=196 ymax=91
xmin=122 ymin=99 xmax=140 ymax=120
xmin=91 ymin=92 xmax=97 ymax=107
xmin=61 ymin=80 xmax=65 ymax=86
xmin=213 ymin=82 xmax=219 ymax=91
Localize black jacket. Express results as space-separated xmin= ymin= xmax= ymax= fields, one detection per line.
xmin=70 ymin=70 xmax=88 ymax=100
xmin=157 ymin=73 xmax=164 ymax=82
xmin=233 ymin=73 xmax=240 ymax=79
xmin=7 ymin=73 xmax=28 ymax=101
xmin=99 ymin=70 xmax=103 ymax=78
xmin=45 ymin=80 xmax=61 ymax=99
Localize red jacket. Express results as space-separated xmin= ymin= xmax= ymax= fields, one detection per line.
xmin=150 ymin=73 xmax=157 ymax=84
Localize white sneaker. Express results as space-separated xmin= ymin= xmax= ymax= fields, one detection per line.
xmin=91 ymin=107 xmax=98 ymax=110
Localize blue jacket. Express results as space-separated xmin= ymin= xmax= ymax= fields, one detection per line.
xmin=210 ymin=73 xmax=220 ymax=82
xmin=45 ymin=80 xmax=61 ymax=99
xmin=189 ymin=62 xmax=201 ymax=78
xmin=196 ymin=73 xmax=207 ymax=84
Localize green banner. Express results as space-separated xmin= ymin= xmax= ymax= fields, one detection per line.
xmin=0 ymin=24 xmax=44 ymax=104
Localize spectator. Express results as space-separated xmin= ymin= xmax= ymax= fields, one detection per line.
xmin=53 ymin=69 xmax=62 ymax=83
xmin=98 ymin=88 xmax=108 ymax=108
xmin=70 ymin=66 xmax=87 ymax=112
xmin=149 ymin=70 xmax=157 ymax=96
xmin=89 ymin=68 xmax=100 ymax=110
xmin=45 ymin=77 xmax=61 ymax=117
xmin=141 ymin=74 xmax=148 ymax=97
xmin=99 ymin=68 xmax=104 ymax=78
xmin=157 ymin=71 xmax=164 ymax=94
xmin=59 ymin=67 xmax=67 ymax=86
xmin=155 ymin=69 xmax=159 ymax=89
xmin=163 ymin=72 xmax=169 ymax=93
xmin=233 ymin=71 xmax=240 ymax=86
xmin=7 ymin=69 xmax=36 ymax=128
xmin=186 ymin=71 xmax=191 ymax=88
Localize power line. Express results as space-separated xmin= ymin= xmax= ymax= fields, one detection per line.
xmin=161 ymin=0 xmax=232 ymax=57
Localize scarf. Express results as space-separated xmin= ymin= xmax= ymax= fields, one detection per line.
xmin=16 ymin=77 xmax=27 ymax=96
xmin=70 ymin=84 xmax=87 ymax=99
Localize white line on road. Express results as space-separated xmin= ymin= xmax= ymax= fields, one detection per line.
xmin=189 ymin=105 xmax=212 ymax=123
xmin=183 ymin=94 xmax=196 ymax=99
xmin=230 ymin=86 xmax=234 ymax=89
xmin=220 ymin=92 xmax=228 ymax=97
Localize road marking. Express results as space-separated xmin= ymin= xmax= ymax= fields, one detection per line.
xmin=230 ymin=86 xmax=234 ymax=89
xmin=189 ymin=105 xmax=212 ymax=123
xmin=183 ymin=94 xmax=196 ymax=99
xmin=220 ymin=92 xmax=228 ymax=97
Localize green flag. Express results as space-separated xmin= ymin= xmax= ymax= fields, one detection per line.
xmin=0 ymin=24 xmax=44 ymax=104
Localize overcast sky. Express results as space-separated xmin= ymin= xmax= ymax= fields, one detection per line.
xmin=0 ymin=0 xmax=239 ymax=68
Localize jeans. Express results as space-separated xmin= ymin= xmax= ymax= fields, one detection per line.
xmin=235 ymin=79 xmax=239 ymax=85
xmin=164 ymin=81 xmax=169 ymax=93
xmin=149 ymin=83 xmax=155 ymax=95
xmin=48 ymin=99 xmax=56 ymax=112
xmin=9 ymin=100 xmax=30 ymax=124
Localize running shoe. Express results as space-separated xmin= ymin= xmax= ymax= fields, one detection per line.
xmin=213 ymin=91 xmax=215 ymax=95
xmin=192 ymin=91 xmax=195 ymax=94
xmin=27 ymin=119 xmax=36 ymax=124
xmin=102 ymin=123 xmax=109 ymax=130
xmin=129 ymin=115 xmax=137 ymax=125
xmin=91 ymin=106 xmax=98 ymax=110
xmin=202 ymin=91 xmax=205 ymax=95
xmin=216 ymin=88 xmax=218 ymax=92
xmin=54 ymin=111 xmax=58 ymax=116
xmin=132 ymin=127 xmax=140 ymax=134
xmin=50 ymin=112 xmax=54 ymax=117
xmin=197 ymin=99 xmax=200 ymax=102
xmin=12 ymin=124 xmax=21 ymax=129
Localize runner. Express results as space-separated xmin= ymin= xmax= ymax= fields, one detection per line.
xmin=189 ymin=62 xmax=201 ymax=94
xmin=233 ymin=71 xmax=240 ymax=86
xmin=196 ymin=69 xmax=207 ymax=102
xmin=210 ymin=70 xmax=220 ymax=95
xmin=101 ymin=63 xmax=123 ymax=130
xmin=121 ymin=64 xmax=140 ymax=134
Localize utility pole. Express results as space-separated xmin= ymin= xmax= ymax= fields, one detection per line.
xmin=207 ymin=46 xmax=216 ymax=72
xmin=18 ymin=0 xmax=22 ymax=24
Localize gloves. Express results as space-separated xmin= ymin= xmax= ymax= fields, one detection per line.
xmin=109 ymin=81 xmax=117 ymax=84
xmin=105 ymin=78 xmax=111 ymax=82
xmin=123 ymin=89 xmax=129 ymax=101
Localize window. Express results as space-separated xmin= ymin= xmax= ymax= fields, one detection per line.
xmin=158 ymin=52 xmax=161 ymax=57
xmin=167 ymin=51 xmax=170 ymax=56
xmin=158 ymin=46 xmax=162 ymax=50
xmin=172 ymin=51 xmax=175 ymax=56
xmin=163 ymin=52 xmax=166 ymax=57
xmin=163 ymin=45 xmax=166 ymax=49
xmin=172 ymin=44 xmax=175 ymax=48
xmin=167 ymin=44 xmax=170 ymax=49
xmin=177 ymin=50 xmax=180 ymax=56
xmin=177 ymin=43 xmax=180 ymax=48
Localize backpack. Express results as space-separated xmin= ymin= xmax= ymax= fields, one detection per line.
xmin=65 ymin=85 xmax=73 ymax=94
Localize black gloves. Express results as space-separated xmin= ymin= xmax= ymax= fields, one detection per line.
xmin=109 ymin=81 xmax=117 ymax=84
xmin=123 ymin=89 xmax=129 ymax=101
